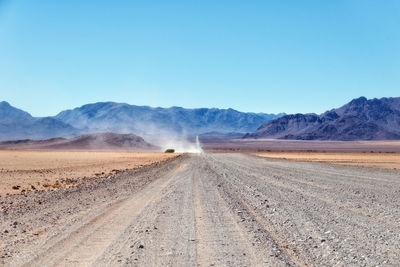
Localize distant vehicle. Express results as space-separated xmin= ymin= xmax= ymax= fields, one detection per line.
xmin=164 ymin=149 xmax=175 ymax=153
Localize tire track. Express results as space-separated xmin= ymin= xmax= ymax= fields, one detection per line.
xmin=206 ymin=153 xmax=400 ymax=266
xmin=3 ymin=153 xmax=400 ymax=266
xmin=203 ymin=155 xmax=305 ymax=266
xmin=192 ymin=156 xmax=267 ymax=266
xmin=24 ymin=163 xmax=186 ymax=267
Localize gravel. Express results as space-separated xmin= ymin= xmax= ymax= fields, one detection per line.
xmin=1 ymin=153 xmax=399 ymax=266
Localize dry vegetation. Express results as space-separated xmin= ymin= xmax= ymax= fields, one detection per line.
xmin=0 ymin=150 xmax=178 ymax=196
xmin=252 ymin=152 xmax=400 ymax=169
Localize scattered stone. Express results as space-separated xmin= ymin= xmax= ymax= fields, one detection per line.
xmin=138 ymin=244 xmax=144 ymax=249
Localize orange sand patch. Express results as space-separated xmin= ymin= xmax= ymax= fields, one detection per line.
xmin=0 ymin=151 xmax=179 ymax=196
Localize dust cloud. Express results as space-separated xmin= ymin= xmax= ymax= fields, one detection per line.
xmin=134 ymin=123 xmax=203 ymax=153
xmin=146 ymin=134 xmax=203 ymax=153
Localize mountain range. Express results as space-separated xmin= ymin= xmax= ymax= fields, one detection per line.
xmin=244 ymin=96 xmax=400 ymax=140
xmin=0 ymin=101 xmax=283 ymax=141
xmin=0 ymin=101 xmax=79 ymax=141
xmin=55 ymin=102 xmax=283 ymax=138
xmin=2 ymin=96 xmax=400 ymax=142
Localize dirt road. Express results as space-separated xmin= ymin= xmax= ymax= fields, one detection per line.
xmin=1 ymin=153 xmax=400 ymax=266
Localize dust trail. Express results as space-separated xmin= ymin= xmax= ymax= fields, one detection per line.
xmin=156 ymin=135 xmax=202 ymax=153
xmin=143 ymin=132 xmax=203 ymax=153
xmin=196 ymin=136 xmax=203 ymax=153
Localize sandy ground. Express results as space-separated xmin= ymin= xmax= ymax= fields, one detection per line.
xmin=252 ymin=152 xmax=400 ymax=169
xmin=1 ymin=153 xmax=400 ymax=266
xmin=202 ymin=139 xmax=400 ymax=153
xmin=0 ymin=151 xmax=178 ymax=196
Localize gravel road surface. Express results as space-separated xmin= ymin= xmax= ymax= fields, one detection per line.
xmin=1 ymin=153 xmax=400 ymax=266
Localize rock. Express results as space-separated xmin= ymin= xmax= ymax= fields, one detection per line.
xmin=244 ymin=96 xmax=400 ymax=140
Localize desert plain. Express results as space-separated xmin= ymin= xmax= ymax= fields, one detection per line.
xmin=1 ymin=141 xmax=400 ymax=266
xmin=0 ymin=151 xmax=178 ymax=196
xmin=252 ymin=152 xmax=400 ymax=169
xmin=202 ymin=138 xmax=400 ymax=153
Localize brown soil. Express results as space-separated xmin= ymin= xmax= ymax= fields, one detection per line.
xmin=0 ymin=150 xmax=178 ymax=196
xmin=252 ymin=152 xmax=400 ymax=169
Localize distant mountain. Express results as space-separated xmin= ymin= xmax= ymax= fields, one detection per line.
xmin=55 ymin=102 xmax=284 ymax=138
xmin=0 ymin=101 xmax=32 ymax=123
xmin=244 ymin=97 xmax=400 ymax=140
xmin=0 ymin=101 xmax=79 ymax=141
xmin=0 ymin=101 xmax=283 ymax=141
xmin=0 ymin=132 xmax=157 ymax=151
xmin=198 ymin=131 xmax=245 ymax=140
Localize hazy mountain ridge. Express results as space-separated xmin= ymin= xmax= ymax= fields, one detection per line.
xmin=0 ymin=101 xmax=79 ymax=141
xmin=244 ymin=97 xmax=400 ymax=140
xmin=54 ymin=102 xmax=283 ymax=138
xmin=0 ymin=101 xmax=33 ymax=123
xmin=0 ymin=101 xmax=283 ymax=141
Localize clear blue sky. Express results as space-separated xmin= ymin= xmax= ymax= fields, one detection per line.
xmin=0 ymin=0 xmax=399 ymax=116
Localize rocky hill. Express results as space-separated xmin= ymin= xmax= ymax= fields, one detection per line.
xmin=244 ymin=97 xmax=400 ymax=140
xmin=0 ymin=132 xmax=157 ymax=151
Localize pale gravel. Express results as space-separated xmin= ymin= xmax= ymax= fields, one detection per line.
xmin=1 ymin=153 xmax=399 ymax=266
